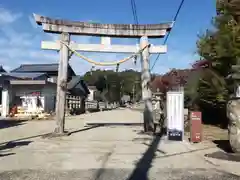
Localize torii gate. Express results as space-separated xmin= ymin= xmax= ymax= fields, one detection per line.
xmin=33 ymin=14 xmax=173 ymax=136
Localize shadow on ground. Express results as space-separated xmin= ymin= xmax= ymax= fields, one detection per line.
xmin=205 ymin=151 xmax=240 ymax=162
xmin=0 ymin=141 xmax=32 ymax=151
xmin=87 ymin=108 xmax=117 ymax=113
xmin=86 ymin=122 xmax=143 ymax=126
xmin=204 ymin=140 xmax=240 ymax=162
xmin=213 ymin=140 xmax=233 ymax=153
xmin=90 ymin=128 xmax=240 ymax=180
xmin=69 ymin=125 xmax=104 ymax=135
xmin=0 ymin=120 xmax=26 ymax=129
xmin=0 ymin=125 xmax=103 ymax=159
xmin=0 ymin=153 xmax=15 ymax=157
xmin=126 ymin=131 xmax=163 ymax=180
xmin=0 ymin=140 xmax=32 ymax=158
xmin=0 ymin=124 xmax=105 ymax=146
xmin=87 ymin=109 xmax=101 ymax=113
xmin=88 ymin=124 xmax=163 ymax=180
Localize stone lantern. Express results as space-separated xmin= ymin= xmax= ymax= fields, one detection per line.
xmin=152 ymin=88 xmax=166 ymax=133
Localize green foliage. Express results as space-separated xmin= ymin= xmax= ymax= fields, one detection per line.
xmin=184 ymin=70 xmax=201 ymax=108
xmin=197 ymin=4 xmax=240 ymax=94
xmin=191 ymin=1 xmax=240 ymax=125
xmin=198 ymin=69 xmax=228 ymax=108
xmin=82 ymin=69 xmax=141 ymax=102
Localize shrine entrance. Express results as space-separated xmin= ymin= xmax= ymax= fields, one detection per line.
xmin=33 ymin=14 xmax=172 ymax=135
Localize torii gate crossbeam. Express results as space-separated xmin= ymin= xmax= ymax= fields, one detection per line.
xmin=34 ymin=14 xmax=173 ymax=38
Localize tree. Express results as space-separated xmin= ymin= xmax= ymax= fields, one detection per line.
xmin=82 ymin=69 xmax=141 ymax=102
xmin=194 ymin=0 xmax=240 ymax=126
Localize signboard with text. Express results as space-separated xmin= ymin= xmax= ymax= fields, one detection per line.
xmin=167 ymin=91 xmax=184 ymax=141
xmin=190 ymin=111 xmax=202 ymax=143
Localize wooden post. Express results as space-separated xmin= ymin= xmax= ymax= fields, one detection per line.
xmin=54 ymin=32 xmax=70 ymax=134
xmin=140 ymin=36 xmax=154 ymax=132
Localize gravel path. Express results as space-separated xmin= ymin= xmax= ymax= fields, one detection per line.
xmin=0 ymin=109 xmax=239 ymax=179
xmin=0 ymin=169 xmax=239 ymax=180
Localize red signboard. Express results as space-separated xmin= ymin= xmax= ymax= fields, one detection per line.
xmin=190 ymin=111 xmax=202 ymax=143
xmin=29 ymin=91 xmax=41 ymax=96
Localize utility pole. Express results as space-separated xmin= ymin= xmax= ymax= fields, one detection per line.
xmin=132 ymin=84 xmax=135 ymax=103
xmin=133 ymin=77 xmax=140 ymax=103
xmin=120 ymin=80 xmax=123 ymax=102
xmin=140 ymin=36 xmax=154 ymax=132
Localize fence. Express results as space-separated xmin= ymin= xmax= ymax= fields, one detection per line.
xmin=86 ymin=100 xmax=98 ymax=110
xmin=66 ymin=95 xmax=81 ymax=110
xmin=65 ymin=95 xmax=118 ymax=115
xmin=85 ymin=101 xmax=114 ymax=111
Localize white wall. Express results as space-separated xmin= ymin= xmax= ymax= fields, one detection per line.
xmin=11 ymin=84 xmax=57 ymax=112
xmin=87 ymin=89 xmax=96 ymax=101
xmin=236 ymin=85 xmax=240 ymax=97
xmin=1 ymin=89 xmax=9 ymax=117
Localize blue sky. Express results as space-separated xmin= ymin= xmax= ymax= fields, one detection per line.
xmin=0 ymin=0 xmax=216 ymax=75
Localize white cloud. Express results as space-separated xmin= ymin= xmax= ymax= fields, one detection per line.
xmin=0 ymin=7 xmax=22 ymax=25
xmin=0 ymin=7 xmax=59 ymax=70
xmin=1 ymin=27 xmax=34 ymax=47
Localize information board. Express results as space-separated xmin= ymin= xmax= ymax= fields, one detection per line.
xmin=190 ymin=111 xmax=202 ymax=143
xmin=167 ymin=91 xmax=184 ymax=141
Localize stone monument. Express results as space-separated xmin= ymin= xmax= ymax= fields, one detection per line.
xmin=227 ymin=97 xmax=240 ymax=153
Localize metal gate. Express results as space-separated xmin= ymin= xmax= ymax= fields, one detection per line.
xmin=167 ymin=91 xmax=184 ymax=141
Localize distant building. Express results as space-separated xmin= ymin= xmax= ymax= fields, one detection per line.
xmin=67 ymin=76 xmax=90 ymax=97
xmin=11 ymin=63 xmax=76 ymax=83
xmin=0 ymin=63 xmax=89 ymax=115
xmin=0 ymin=66 xmax=6 ymax=73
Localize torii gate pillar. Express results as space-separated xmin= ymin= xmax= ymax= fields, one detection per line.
xmin=54 ymin=33 xmax=70 ymax=134
xmin=140 ymin=36 xmax=154 ymax=132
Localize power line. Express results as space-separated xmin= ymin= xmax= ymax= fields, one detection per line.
xmin=130 ymin=0 xmax=139 ymax=24
xmin=130 ymin=0 xmax=141 ymax=63
xmin=150 ymin=0 xmax=186 ymax=71
xmin=129 ymin=0 xmax=140 ymax=101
